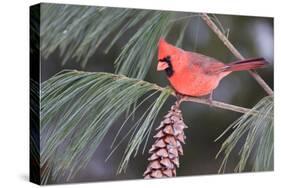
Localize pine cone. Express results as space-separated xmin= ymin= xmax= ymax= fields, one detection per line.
xmin=143 ymin=104 xmax=187 ymax=178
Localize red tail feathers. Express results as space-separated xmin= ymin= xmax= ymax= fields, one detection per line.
xmin=225 ymin=58 xmax=268 ymax=72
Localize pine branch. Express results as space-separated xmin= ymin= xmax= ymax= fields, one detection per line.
xmin=180 ymin=96 xmax=252 ymax=114
xmin=40 ymin=70 xmax=172 ymax=182
xmin=40 ymin=4 xmax=156 ymax=68
xmin=40 ymin=4 xmax=175 ymax=79
xmin=215 ymin=96 xmax=273 ymax=173
xmin=200 ymin=13 xmax=273 ymax=96
xmin=41 ymin=70 xmax=272 ymax=182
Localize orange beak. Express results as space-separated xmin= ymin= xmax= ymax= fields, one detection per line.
xmin=157 ymin=61 xmax=169 ymax=71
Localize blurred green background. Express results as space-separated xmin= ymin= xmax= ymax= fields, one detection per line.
xmin=40 ymin=5 xmax=273 ymax=184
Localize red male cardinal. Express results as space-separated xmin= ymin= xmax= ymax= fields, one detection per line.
xmin=157 ymin=38 xmax=268 ymax=97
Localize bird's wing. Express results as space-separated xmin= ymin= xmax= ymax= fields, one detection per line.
xmin=187 ymin=52 xmax=228 ymax=75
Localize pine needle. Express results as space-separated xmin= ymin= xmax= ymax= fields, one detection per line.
xmin=40 ymin=4 xmax=207 ymax=79
xmin=114 ymin=11 xmax=172 ymax=79
xmin=30 ymin=79 xmax=40 ymax=182
xmin=40 ymin=70 xmax=172 ymax=182
xmin=40 ymin=4 xmax=173 ymax=76
xmin=216 ymin=96 xmax=273 ymax=173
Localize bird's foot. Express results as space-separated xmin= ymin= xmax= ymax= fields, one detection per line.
xmin=175 ymin=93 xmax=186 ymax=107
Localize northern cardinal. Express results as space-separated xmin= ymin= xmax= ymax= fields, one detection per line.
xmin=157 ymin=38 xmax=268 ymax=98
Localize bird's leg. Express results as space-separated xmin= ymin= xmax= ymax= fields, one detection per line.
xmin=207 ymin=91 xmax=214 ymax=107
xmin=175 ymin=93 xmax=185 ymax=107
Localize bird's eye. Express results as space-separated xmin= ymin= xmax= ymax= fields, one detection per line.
xmin=158 ymin=56 xmax=171 ymax=63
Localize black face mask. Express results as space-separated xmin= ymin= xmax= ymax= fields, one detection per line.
xmin=158 ymin=56 xmax=174 ymax=77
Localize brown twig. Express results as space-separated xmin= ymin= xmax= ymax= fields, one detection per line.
xmin=180 ymin=96 xmax=251 ymax=114
xmin=200 ymin=13 xmax=273 ymax=96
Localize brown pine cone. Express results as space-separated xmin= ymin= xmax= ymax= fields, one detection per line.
xmin=143 ymin=104 xmax=187 ymax=178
